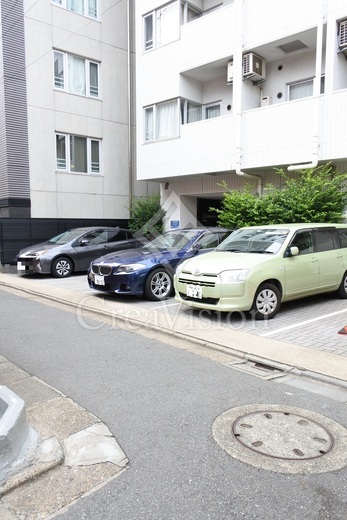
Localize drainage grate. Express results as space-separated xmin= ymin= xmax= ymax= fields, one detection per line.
xmin=232 ymin=410 xmax=334 ymax=460
xmin=228 ymin=360 xmax=284 ymax=380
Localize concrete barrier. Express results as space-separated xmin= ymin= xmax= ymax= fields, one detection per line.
xmin=0 ymin=386 xmax=38 ymax=485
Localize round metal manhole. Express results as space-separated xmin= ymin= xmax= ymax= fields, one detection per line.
xmin=212 ymin=404 xmax=347 ymax=474
xmin=232 ymin=411 xmax=334 ymax=460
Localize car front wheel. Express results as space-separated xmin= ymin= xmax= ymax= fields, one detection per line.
xmin=144 ymin=268 xmax=173 ymax=301
xmin=337 ymin=271 xmax=347 ymax=299
xmin=252 ymin=283 xmax=281 ymax=320
xmin=51 ymin=257 xmax=73 ymax=278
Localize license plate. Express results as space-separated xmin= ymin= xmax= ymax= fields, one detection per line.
xmin=187 ymin=284 xmax=202 ymax=299
xmin=17 ymin=262 xmax=26 ymax=271
xmin=94 ymin=274 xmax=105 ymax=286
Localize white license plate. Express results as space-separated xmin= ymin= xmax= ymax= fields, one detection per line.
xmin=17 ymin=262 xmax=26 ymax=271
xmin=94 ymin=274 xmax=105 ymax=286
xmin=187 ymin=284 xmax=202 ymax=299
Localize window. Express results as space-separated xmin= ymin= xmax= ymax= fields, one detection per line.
xmin=291 ymin=231 xmax=314 ymax=255
xmin=315 ymin=230 xmax=338 ymax=252
xmin=54 ymin=51 xmax=99 ymax=97
xmin=288 ymin=76 xmax=325 ymax=101
xmin=52 ymin=0 xmax=98 ymax=18
xmin=144 ymin=100 xmax=179 ymax=142
xmin=56 ymin=134 xmax=101 ymax=174
xmin=180 ymin=99 xmax=221 ymax=125
xmin=337 ymin=229 xmax=347 ymax=248
xmin=181 ymin=2 xmax=202 ymax=24
xmin=204 ymin=103 xmax=220 ymax=119
xmin=143 ymin=1 xmax=179 ymax=51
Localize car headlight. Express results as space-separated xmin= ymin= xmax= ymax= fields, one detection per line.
xmin=116 ymin=263 xmax=146 ymax=274
xmin=218 ymin=269 xmax=250 ymax=283
xmin=23 ymin=249 xmax=49 ymax=259
xmin=175 ymin=261 xmax=188 ymax=275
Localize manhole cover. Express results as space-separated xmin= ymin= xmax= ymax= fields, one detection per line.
xmin=232 ymin=411 xmax=334 ymax=460
xmin=212 ymin=404 xmax=347 ymax=474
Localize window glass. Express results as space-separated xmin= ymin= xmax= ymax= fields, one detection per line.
xmin=145 ymin=107 xmax=154 ymax=141
xmin=56 ymin=134 xmax=66 ymax=169
xmin=290 ymin=231 xmax=314 ymax=255
xmin=144 ymin=2 xmax=178 ymax=51
xmin=54 ymin=52 xmax=64 ymax=89
xmin=187 ymin=102 xmax=202 ymax=123
xmin=315 ymin=229 xmax=338 ymax=252
xmin=144 ymin=14 xmax=154 ymax=50
xmin=70 ymin=136 xmax=87 ymax=172
xmin=67 ymin=0 xmax=83 ymax=14
xmin=89 ymin=62 xmax=99 ymax=97
xmin=91 ymin=140 xmax=100 ymax=173
xmin=88 ymin=0 xmax=97 ymax=18
xmin=205 ymin=104 xmax=220 ymax=119
xmin=197 ymin=233 xmax=219 ymax=249
xmin=337 ymin=229 xmax=347 ymax=248
xmin=157 ymin=100 xmax=178 ymax=140
xmin=68 ymin=55 xmax=86 ymax=95
xmin=288 ymin=79 xmax=313 ymax=101
xmin=82 ymin=230 xmax=106 ymax=245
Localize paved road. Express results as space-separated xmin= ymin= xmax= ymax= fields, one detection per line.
xmin=1 ymin=282 xmax=347 ymax=519
xmin=16 ymin=271 xmax=347 ymax=357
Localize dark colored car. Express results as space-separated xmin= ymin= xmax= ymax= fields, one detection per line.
xmin=87 ymin=227 xmax=232 ymax=301
xmin=16 ymin=227 xmax=141 ymax=278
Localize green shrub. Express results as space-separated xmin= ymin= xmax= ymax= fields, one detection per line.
xmin=128 ymin=194 xmax=166 ymax=237
xmin=214 ymin=164 xmax=347 ymax=228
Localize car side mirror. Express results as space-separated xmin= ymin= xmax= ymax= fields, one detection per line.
xmin=79 ymin=239 xmax=90 ymax=246
xmin=286 ymin=246 xmax=299 ymax=257
xmin=191 ymin=242 xmax=202 ymax=252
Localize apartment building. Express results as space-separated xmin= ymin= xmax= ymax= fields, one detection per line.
xmin=0 ymin=0 xmax=154 ymax=221
xmin=135 ymin=0 xmax=347 ymax=228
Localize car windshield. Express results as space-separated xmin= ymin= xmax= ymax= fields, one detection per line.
xmin=144 ymin=230 xmax=199 ymax=251
xmin=48 ymin=229 xmax=85 ymax=245
xmin=216 ymin=227 xmax=289 ymax=254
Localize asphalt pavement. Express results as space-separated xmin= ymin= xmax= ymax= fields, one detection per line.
xmin=0 ymin=269 xmax=347 ymax=519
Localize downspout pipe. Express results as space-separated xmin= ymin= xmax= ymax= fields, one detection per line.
xmin=287 ymin=0 xmax=324 ymax=172
xmin=127 ymin=0 xmax=134 ymax=208
xmin=233 ymin=0 xmax=263 ymax=195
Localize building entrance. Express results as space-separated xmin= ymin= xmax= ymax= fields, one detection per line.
xmin=197 ymin=198 xmax=222 ymax=227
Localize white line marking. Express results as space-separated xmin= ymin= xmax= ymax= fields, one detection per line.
xmin=147 ymin=302 xmax=181 ymax=310
xmin=260 ymin=308 xmax=347 ymax=337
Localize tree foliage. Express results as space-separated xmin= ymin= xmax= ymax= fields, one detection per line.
xmin=128 ymin=194 xmax=166 ymax=237
xmin=214 ymin=164 xmax=347 ymax=228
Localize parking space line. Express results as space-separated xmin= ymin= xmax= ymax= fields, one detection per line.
xmin=260 ymin=308 xmax=347 ymax=337
xmin=147 ymin=302 xmax=181 ymax=310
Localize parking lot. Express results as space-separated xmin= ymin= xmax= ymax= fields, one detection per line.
xmin=13 ymin=271 xmax=347 ymax=359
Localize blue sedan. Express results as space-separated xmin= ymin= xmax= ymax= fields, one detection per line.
xmin=87 ymin=227 xmax=232 ymax=301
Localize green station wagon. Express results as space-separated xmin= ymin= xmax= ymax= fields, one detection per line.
xmin=174 ymin=223 xmax=347 ymax=319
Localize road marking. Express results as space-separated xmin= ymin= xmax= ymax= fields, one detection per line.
xmin=260 ymin=308 xmax=347 ymax=337
xmin=147 ymin=302 xmax=181 ymax=310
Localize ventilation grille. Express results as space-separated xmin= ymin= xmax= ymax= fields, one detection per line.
xmin=339 ymin=20 xmax=347 ymax=48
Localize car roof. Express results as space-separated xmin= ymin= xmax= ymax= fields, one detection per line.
xmin=237 ymin=223 xmax=346 ymax=230
xmin=66 ymin=226 xmax=123 ymax=232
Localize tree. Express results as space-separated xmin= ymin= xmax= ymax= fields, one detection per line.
xmin=128 ymin=194 xmax=166 ymax=238
xmin=214 ymin=164 xmax=347 ymax=228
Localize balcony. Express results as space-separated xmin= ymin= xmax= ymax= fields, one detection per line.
xmin=137 ymin=89 xmax=347 ymax=181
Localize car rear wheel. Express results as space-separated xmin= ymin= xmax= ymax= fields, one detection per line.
xmin=144 ymin=268 xmax=173 ymax=301
xmin=51 ymin=257 xmax=73 ymax=278
xmin=337 ymin=271 xmax=347 ymax=299
xmin=252 ymin=283 xmax=281 ymax=320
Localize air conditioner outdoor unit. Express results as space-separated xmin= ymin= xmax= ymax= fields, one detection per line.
xmin=243 ymin=53 xmax=266 ymax=81
xmin=227 ymin=61 xmax=233 ymax=84
xmin=339 ymin=19 xmax=347 ymax=48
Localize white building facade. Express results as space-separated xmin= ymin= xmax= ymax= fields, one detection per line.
xmin=0 ymin=0 xmax=154 ymax=220
xmin=135 ymin=0 xmax=347 ymax=228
